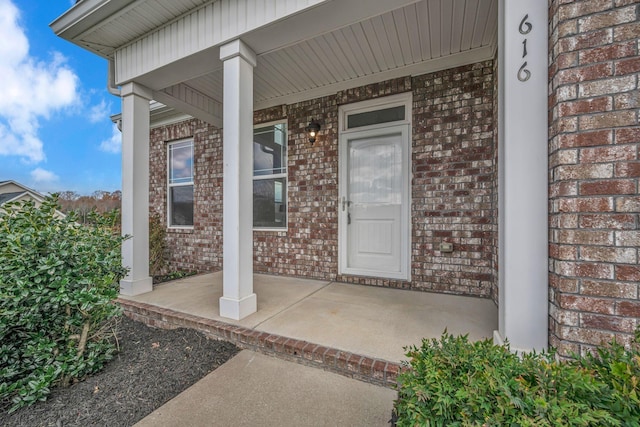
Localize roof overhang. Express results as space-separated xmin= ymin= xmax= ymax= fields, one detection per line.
xmin=52 ymin=0 xmax=498 ymax=125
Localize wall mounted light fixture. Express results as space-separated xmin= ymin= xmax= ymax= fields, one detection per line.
xmin=305 ymin=119 xmax=321 ymax=144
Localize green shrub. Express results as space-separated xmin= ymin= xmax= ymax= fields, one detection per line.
xmin=394 ymin=332 xmax=639 ymax=426
xmin=0 ymin=197 xmax=128 ymax=412
xmin=577 ymin=331 xmax=640 ymax=423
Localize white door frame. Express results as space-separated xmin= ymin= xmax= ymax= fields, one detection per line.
xmin=338 ymin=93 xmax=412 ymax=281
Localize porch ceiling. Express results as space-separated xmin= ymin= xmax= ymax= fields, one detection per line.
xmin=194 ymin=0 xmax=498 ymax=110
xmin=54 ymin=0 xmax=497 ymax=119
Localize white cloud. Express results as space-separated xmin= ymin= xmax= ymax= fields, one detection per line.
xmin=89 ymin=99 xmax=110 ymax=123
xmin=0 ymin=0 xmax=79 ymax=163
xmin=30 ymin=167 xmax=59 ymax=184
xmin=99 ymin=123 xmax=122 ymax=154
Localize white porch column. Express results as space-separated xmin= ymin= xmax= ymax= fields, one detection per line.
xmin=219 ymin=39 xmax=257 ymax=320
xmin=119 ymin=82 xmax=153 ymax=296
xmin=496 ymin=0 xmax=548 ymax=352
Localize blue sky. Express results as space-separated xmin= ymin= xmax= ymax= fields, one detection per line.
xmin=0 ymin=0 xmax=122 ymax=195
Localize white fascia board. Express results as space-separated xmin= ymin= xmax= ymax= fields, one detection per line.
xmin=50 ymin=0 xmax=133 ymax=56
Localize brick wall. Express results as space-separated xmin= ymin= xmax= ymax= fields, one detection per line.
xmin=149 ymin=120 xmax=224 ymax=273
xmin=149 ymin=61 xmax=497 ymax=298
xmin=411 ymin=62 xmax=496 ymax=297
xmin=548 ymin=0 xmax=640 ymax=357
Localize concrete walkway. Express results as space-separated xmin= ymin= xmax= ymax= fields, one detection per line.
xmin=136 ymin=350 xmax=397 ymax=427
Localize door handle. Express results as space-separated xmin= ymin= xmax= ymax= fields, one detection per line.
xmin=341 ymin=197 xmax=352 ymax=211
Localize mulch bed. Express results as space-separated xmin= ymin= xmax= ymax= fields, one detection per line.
xmin=0 ymin=316 xmax=240 ymax=427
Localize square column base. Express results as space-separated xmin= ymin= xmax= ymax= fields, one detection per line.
xmin=493 ymin=330 xmax=504 ymax=346
xmin=120 ymin=277 xmax=153 ymax=296
xmin=220 ymin=293 xmax=257 ymax=320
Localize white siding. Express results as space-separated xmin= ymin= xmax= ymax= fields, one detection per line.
xmin=115 ymin=0 xmax=325 ymax=83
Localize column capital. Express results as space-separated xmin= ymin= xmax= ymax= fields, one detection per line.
xmin=120 ymin=82 xmax=153 ymax=100
xmin=220 ymin=39 xmax=257 ymax=67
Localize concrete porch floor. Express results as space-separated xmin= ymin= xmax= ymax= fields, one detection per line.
xmin=121 ymin=272 xmax=497 ymax=363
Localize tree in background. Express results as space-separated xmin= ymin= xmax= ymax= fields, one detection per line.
xmin=57 ymin=190 xmax=122 ymax=225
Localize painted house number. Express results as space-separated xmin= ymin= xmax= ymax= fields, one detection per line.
xmin=518 ymin=14 xmax=532 ymax=82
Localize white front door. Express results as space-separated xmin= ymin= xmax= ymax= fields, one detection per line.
xmin=339 ymin=124 xmax=410 ymax=280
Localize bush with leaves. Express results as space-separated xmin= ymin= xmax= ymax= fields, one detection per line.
xmin=0 ymin=197 xmax=128 ymax=412
xmin=394 ymin=332 xmax=640 ymax=426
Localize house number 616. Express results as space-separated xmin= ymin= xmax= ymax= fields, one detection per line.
xmin=518 ymin=14 xmax=532 ymax=82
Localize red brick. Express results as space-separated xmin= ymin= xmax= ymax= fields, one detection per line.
xmin=359 ymin=357 xmax=374 ymax=376
xmin=554 ymin=163 xmax=613 ymax=180
xmin=615 ymin=92 xmax=639 ymax=110
xmin=323 ymin=348 xmax=338 ymax=366
xmin=556 ymin=52 xmax=578 ymax=69
xmin=615 ymin=162 xmax=640 ymax=177
xmin=581 ymin=313 xmax=635 ymax=333
xmin=579 ymin=42 xmax=637 ymax=65
xmin=556 ymin=261 xmax=614 ymax=280
xmin=335 ymin=352 xmax=350 ymax=370
xmin=617 ymin=301 xmax=640 ymax=317
xmin=580 ymin=145 xmax=637 ymax=163
xmin=616 ymin=265 xmax=640 ymax=282
xmin=616 ymin=128 xmax=640 ymax=144
xmin=371 ymin=361 xmax=386 ymax=381
xmin=556 ymin=230 xmax=613 ymax=245
xmin=579 ymin=179 xmax=636 ymax=195
xmin=616 ymin=231 xmax=640 ymax=247
xmin=614 ymin=21 xmax=640 ymax=42
xmin=558 ymin=96 xmax=612 ymax=116
xmin=581 ymin=280 xmax=637 ymax=299
xmin=558 ymin=0 xmax=612 ymax=21
xmin=559 ymin=326 xmax=616 ymax=346
xmin=550 ymin=181 xmax=578 ymax=197
xmin=556 ymin=197 xmax=613 ymax=213
xmin=549 ymin=274 xmax=578 ymax=293
xmin=615 ymin=57 xmax=640 ymax=76
xmin=578 ymin=6 xmax=637 ymax=32
xmin=549 ymin=244 xmax=578 ymax=260
xmin=616 ymin=197 xmax=640 ymax=212
xmin=558 ymin=130 xmax=612 ymax=148
xmin=346 ymin=354 xmax=363 ymax=372
xmin=560 ymin=29 xmax=613 ymax=53
xmin=580 ymin=247 xmax=637 ymax=264
xmin=579 ymin=111 xmax=638 ymax=131
xmin=556 ymin=63 xmax=612 ymax=85
xmin=579 ymin=75 xmax=637 ymax=98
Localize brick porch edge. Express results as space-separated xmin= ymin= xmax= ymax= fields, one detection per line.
xmin=117 ymin=298 xmax=402 ymax=388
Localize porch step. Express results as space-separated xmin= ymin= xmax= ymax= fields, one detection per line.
xmin=117 ymin=298 xmax=402 ymax=388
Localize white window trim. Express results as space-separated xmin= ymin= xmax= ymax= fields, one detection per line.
xmin=253 ymin=119 xmax=288 ymax=231
xmin=339 ymin=92 xmax=413 ymax=134
xmin=167 ymin=139 xmax=194 ymax=229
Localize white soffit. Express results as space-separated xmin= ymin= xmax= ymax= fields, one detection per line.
xmin=55 ymin=0 xmax=498 ymax=113
xmin=251 ymin=0 xmax=498 ymax=108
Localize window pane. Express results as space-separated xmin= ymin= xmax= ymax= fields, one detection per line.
xmin=254 ymin=123 xmax=287 ymax=176
xmin=170 ymin=185 xmax=193 ymax=226
xmin=253 ymin=178 xmax=286 ymax=228
xmin=170 ymin=141 xmax=193 ymax=184
xmin=347 ymin=105 xmax=405 ymax=129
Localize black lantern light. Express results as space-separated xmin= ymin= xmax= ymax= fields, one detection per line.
xmin=305 ymin=119 xmax=321 ymax=144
